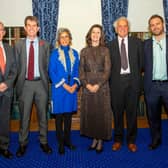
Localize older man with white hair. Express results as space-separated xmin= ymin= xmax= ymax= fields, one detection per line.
xmin=107 ymin=17 xmax=143 ymax=152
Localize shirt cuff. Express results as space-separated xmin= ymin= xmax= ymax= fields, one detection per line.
xmin=55 ymin=78 xmax=65 ymax=88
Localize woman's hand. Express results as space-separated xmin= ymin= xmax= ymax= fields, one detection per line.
xmin=92 ymin=84 xmax=99 ymax=93
xmin=63 ymin=83 xmax=77 ymax=94
xmin=63 ymin=83 xmax=72 ymax=93
xmin=86 ymin=84 xmax=99 ymax=93
xmin=71 ymin=83 xmax=78 ymax=93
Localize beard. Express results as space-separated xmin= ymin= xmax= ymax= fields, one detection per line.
xmin=152 ymin=27 xmax=164 ymax=36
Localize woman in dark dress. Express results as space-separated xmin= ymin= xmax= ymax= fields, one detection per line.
xmin=80 ymin=24 xmax=112 ymax=153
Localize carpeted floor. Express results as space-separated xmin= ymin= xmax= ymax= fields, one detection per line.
xmin=1 ymin=120 xmax=168 ymax=168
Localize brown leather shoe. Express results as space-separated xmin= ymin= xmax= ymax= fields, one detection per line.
xmin=112 ymin=142 xmax=122 ymax=151
xmin=128 ymin=143 xmax=137 ymax=152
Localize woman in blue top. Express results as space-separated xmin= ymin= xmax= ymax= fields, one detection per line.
xmin=48 ymin=28 xmax=80 ymax=155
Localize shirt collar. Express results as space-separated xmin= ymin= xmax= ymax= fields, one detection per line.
xmin=152 ymin=34 xmax=166 ymax=43
xmin=118 ymin=36 xmax=128 ymax=42
xmin=26 ymin=37 xmax=38 ymax=43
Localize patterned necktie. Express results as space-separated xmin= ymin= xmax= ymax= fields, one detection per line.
xmin=120 ymin=39 xmax=128 ymax=70
xmin=0 ymin=46 xmax=6 ymax=74
xmin=27 ymin=41 xmax=34 ymax=80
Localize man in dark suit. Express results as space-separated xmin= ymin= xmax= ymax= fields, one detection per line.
xmin=0 ymin=21 xmax=17 ymax=159
xmin=144 ymin=14 xmax=168 ymax=150
xmin=15 ymin=16 xmax=52 ymax=157
xmin=107 ymin=17 xmax=143 ymax=152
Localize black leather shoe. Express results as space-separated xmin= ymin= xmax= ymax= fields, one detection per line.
xmin=64 ymin=143 xmax=76 ymax=150
xmin=0 ymin=149 xmax=13 ymax=159
xmin=148 ymin=141 xmax=161 ymax=150
xmin=40 ymin=143 xmax=52 ymax=154
xmin=58 ymin=144 xmax=65 ymax=155
xmin=16 ymin=145 xmax=27 ymax=157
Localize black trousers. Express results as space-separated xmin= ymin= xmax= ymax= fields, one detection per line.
xmin=0 ymin=95 xmax=11 ymax=150
xmin=111 ymin=75 xmax=139 ymax=144
xmin=55 ymin=113 xmax=72 ymax=145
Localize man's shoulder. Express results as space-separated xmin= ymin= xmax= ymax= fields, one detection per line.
xmin=3 ymin=42 xmax=11 ymax=49
xmin=15 ymin=39 xmax=26 ymax=47
xmin=144 ymin=38 xmax=152 ymax=46
xmin=38 ymin=39 xmax=50 ymax=47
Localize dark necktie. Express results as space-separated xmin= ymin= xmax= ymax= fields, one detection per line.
xmin=0 ymin=46 xmax=5 ymax=74
xmin=27 ymin=41 xmax=34 ymax=80
xmin=120 ymin=39 xmax=128 ymax=70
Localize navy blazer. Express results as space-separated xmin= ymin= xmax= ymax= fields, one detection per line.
xmin=144 ymin=36 xmax=168 ymax=94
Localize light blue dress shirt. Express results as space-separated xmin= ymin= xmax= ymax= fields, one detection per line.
xmin=152 ymin=36 xmax=167 ymax=80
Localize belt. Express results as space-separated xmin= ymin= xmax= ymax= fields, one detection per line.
xmin=25 ymin=77 xmax=41 ymax=81
xmin=152 ymin=80 xmax=168 ymax=83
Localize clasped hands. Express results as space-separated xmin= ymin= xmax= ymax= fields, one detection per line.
xmin=63 ymin=83 xmax=77 ymax=94
xmin=0 ymin=82 xmax=8 ymax=92
xmin=86 ymin=84 xmax=99 ymax=93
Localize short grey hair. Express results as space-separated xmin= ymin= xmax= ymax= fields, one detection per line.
xmin=56 ymin=27 xmax=72 ymax=46
xmin=113 ymin=16 xmax=130 ymax=30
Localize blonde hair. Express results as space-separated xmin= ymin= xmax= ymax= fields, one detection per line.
xmin=56 ymin=27 xmax=72 ymax=47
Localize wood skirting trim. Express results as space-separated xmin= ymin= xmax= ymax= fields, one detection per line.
xmin=10 ymin=117 xmax=150 ymax=132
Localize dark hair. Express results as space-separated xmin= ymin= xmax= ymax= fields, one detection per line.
xmin=86 ymin=24 xmax=105 ymax=47
xmin=148 ymin=14 xmax=164 ymax=25
xmin=24 ymin=16 xmax=39 ymax=27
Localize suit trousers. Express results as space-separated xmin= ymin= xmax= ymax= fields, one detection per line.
xmin=0 ymin=95 xmax=11 ymax=150
xmin=55 ymin=113 xmax=72 ymax=145
xmin=111 ymin=75 xmax=138 ymax=144
xmin=145 ymin=82 xmax=168 ymax=144
xmin=18 ymin=80 xmax=48 ymax=145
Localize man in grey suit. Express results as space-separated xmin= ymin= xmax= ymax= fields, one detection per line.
xmin=15 ymin=16 xmax=52 ymax=157
xmin=107 ymin=17 xmax=143 ymax=152
xmin=0 ymin=21 xmax=17 ymax=159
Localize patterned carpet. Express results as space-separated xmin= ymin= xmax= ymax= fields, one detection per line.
xmin=1 ymin=120 xmax=168 ymax=168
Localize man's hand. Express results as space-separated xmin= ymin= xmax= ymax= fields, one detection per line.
xmin=0 ymin=82 xmax=8 ymax=92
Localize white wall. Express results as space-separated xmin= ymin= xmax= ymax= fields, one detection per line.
xmin=128 ymin=0 xmax=164 ymax=32
xmin=0 ymin=0 xmax=165 ymax=50
xmin=57 ymin=0 xmax=101 ymax=52
xmin=0 ymin=0 xmax=32 ymax=26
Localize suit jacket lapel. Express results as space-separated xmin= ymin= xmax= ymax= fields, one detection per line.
xmin=128 ymin=37 xmax=135 ymax=73
xmin=38 ymin=39 xmax=42 ymax=74
xmin=3 ymin=44 xmax=9 ymax=76
xmin=149 ymin=38 xmax=153 ymax=74
xmin=115 ymin=39 xmax=121 ymax=68
xmin=22 ymin=39 xmax=27 ymax=76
